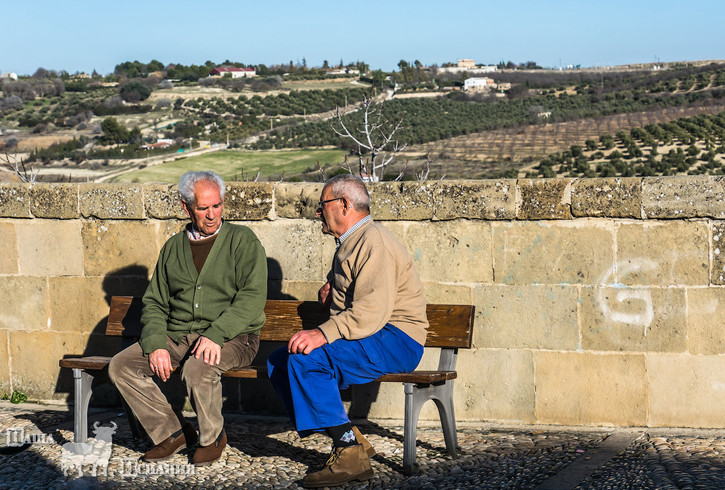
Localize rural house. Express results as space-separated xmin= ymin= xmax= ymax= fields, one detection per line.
xmin=209 ymin=66 xmax=256 ymax=78
xmin=464 ymin=77 xmax=496 ymax=92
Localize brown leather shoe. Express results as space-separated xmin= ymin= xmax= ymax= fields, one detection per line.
xmin=192 ymin=429 xmax=227 ymax=466
xmin=302 ymin=444 xmax=373 ymax=488
xmin=352 ymin=426 xmax=376 ymax=457
xmin=143 ymin=423 xmax=197 ymax=462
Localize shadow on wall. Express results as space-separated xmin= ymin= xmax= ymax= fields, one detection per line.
xmin=55 ymin=265 xmax=150 ymax=407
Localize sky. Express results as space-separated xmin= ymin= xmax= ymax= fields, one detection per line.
xmin=2 ymin=0 xmax=724 ymax=76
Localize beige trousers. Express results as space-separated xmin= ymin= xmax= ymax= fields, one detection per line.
xmin=109 ymin=332 xmax=259 ymax=446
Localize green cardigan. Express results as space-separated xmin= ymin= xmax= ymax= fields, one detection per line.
xmin=139 ymin=222 xmax=267 ymax=355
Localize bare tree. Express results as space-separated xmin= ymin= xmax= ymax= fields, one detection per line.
xmin=330 ymin=93 xmax=406 ymax=182
xmin=2 ymin=150 xmax=38 ymax=183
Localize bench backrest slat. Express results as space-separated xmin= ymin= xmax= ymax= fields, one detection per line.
xmin=105 ymin=297 xmax=474 ymax=349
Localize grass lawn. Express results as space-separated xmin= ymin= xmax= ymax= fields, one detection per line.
xmin=109 ymin=149 xmax=347 ymax=183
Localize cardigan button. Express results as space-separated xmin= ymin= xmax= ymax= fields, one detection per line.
xmin=195 ymin=303 xmax=199 ymax=308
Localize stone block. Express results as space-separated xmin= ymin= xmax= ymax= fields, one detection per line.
xmin=455 ymin=349 xmax=535 ymax=422
xmin=0 ymin=277 xmax=48 ymax=332
xmin=9 ymin=330 xmax=86 ymax=399
xmin=643 ymin=175 xmax=725 ymax=218
xmin=144 ymin=183 xmax=186 ymax=219
xmin=687 ymin=287 xmax=725 ymax=355
xmin=711 ymin=222 xmax=725 ymax=285
xmin=517 ymin=179 xmax=572 ymax=220
xmin=648 ymin=354 xmax=725 ymax=427
xmin=275 ymin=182 xmax=325 ymax=219
xmin=580 ymin=286 xmax=686 ymax=352
xmin=82 ymin=220 xmax=159 ymax=276
xmin=433 ymin=180 xmax=516 ymax=220
xmin=252 ymin=220 xmax=332 ymax=282
xmin=616 ymin=221 xmax=708 ymax=286
xmin=16 ymin=220 xmax=84 ymax=276
xmin=0 ymin=222 xmax=18 ymax=274
xmin=353 ymin=348 xmax=446 ymax=420
xmin=534 ymin=351 xmax=647 ymax=426
xmin=369 ymin=181 xmax=435 ymax=220
xmin=48 ymin=277 xmax=112 ymax=334
xmin=406 ymin=221 xmax=492 ymax=283
xmin=375 ymin=221 xmax=406 ymax=244
xmin=275 ymin=281 xmax=323 ymax=301
xmin=422 ymin=282 xmax=473 ymax=305
xmin=79 ymin=184 xmax=145 ymax=219
xmin=0 ymin=331 xmax=9 ymax=392
xmin=0 ymin=184 xmax=31 ymax=218
xmin=493 ymin=221 xmax=615 ymax=285
xmin=356 ymin=379 xmax=407 ymax=419
xmin=473 ymin=284 xmax=578 ymax=350
xmin=156 ymin=220 xmax=186 ymax=250
xmin=572 ymin=178 xmax=641 ymax=218
xmin=224 ymin=182 xmax=273 ymax=220
xmin=30 ymin=183 xmax=79 ymax=219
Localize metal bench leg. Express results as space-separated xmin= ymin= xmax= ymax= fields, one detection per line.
xmin=432 ymin=381 xmax=459 ymax=458
xmin=403 ymin=382 xmax=426 ymax=475
xmin=72 ymin=368 xmax=94 ymax=443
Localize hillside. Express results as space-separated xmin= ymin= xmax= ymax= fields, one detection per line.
xmin=1 ymin=61 xmax=725 ymax=182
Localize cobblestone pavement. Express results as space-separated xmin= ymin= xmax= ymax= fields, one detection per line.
xmin=1 ymin=401 xmax=724 ymax=489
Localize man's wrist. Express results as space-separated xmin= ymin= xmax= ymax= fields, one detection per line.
xmin=317 ymin=328 xmax=329 ymax=343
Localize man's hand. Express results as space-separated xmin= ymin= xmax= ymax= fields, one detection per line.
xmin=318 ymin=281 xmax=332 ymax=307
xmin=288 ymin=329 xmax=327 ymax=355
xmin=191 ymin=336 xmax=222 ymax=365
xmin=149 ymin=349 xmax=172 ymax=382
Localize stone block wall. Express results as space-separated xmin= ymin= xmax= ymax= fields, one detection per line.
xmin=2 ymin=176 xmax=725 ymax=428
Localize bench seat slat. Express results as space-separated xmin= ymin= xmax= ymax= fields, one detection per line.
xmin=376 ymin=371 xmax=457 ymax=383
xmin=59 ymin=358 xmax=457 ymax=385
xmin=59 ymin=356 xmax=113 ymax=370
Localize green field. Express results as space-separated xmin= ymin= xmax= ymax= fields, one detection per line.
xmin=108 ymin=149 xmax=347 ymax=183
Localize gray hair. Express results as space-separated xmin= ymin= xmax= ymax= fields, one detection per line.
xmin=178 ymin=171 xmax=226 ymax=205
xmin=324 ymin=174 xmax=370 ymax=212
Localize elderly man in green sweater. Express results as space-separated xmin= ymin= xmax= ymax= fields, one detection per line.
xmin=109 ymin=170 xmax=267 ymax=466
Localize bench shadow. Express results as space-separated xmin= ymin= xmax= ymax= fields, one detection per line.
xmin=55 ymin=265 xmax=151 ymax=409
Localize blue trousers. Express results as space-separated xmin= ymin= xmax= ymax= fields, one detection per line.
xmin=268 ymin=324 xmax=423 ymax=436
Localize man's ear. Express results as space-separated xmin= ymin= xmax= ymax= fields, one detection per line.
xmin=181 ymin=200 xmax=191 ymax=217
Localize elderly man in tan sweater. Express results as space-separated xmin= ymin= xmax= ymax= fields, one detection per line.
xmin=268 ymin=174 xmax=429 ymax=488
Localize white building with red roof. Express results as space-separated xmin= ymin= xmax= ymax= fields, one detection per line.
xmin=209 ymin=66 xmax=256 ymax=78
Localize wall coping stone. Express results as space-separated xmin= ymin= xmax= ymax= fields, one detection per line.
xmin=0 ymin=184 xmax=31 ymax=218
xmin=2 ymin=176 xmax=725 ymax=221
xmin=642 ymin=175 xmax=725 ymax=219
xmin=79 ymin=184 xmax=145 ymax=219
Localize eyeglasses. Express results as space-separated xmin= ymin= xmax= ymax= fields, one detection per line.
xmin=317 ymin=197 xmax=344 ymax=209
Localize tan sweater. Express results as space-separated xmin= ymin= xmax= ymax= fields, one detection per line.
xmin=318 ymin=219 xmax=428 ymax=345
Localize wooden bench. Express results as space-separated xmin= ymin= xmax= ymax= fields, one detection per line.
xmin=60 ymin=296 xmax=474 ymax=475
